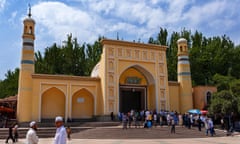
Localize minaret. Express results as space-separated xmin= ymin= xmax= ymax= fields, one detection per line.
xmin=17 ymin=5 xmax=35 ymax=122
xmin=177 ymin=38 xmax=193 ymax=113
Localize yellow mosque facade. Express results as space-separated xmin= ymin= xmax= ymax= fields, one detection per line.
xmin=17 ymin=12 xmax=216 ymax=123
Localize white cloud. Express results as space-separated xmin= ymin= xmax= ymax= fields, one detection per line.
xmin=29 ymin=0 xmax=240 ymax=50
xmin=8 ymin=11 xmax=17 ymax=25
xmin=0 ymin=0 xmax=6 ymax=12
xmin=182 ymin=0 xmax=240 ymax=35
xmin=32 ymin=1 xmax=99 ymax=46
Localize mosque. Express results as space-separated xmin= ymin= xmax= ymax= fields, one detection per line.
xmin=17 ymin=9 xmax=216 ymax=122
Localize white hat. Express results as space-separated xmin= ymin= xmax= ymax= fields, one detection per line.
xmin=55 ymin=116 xmax=63 ymax=122
xmin=29 ymin=121 xmax=36 ymax=127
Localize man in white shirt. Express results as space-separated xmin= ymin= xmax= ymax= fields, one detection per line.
xmin=54 ymin=116 xmax=67 ymax=144
xmin=26 ymin=121 xmax=39 ymax=144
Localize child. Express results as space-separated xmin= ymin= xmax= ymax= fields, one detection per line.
xmin=171 ymin=118 xmax=175 ymax=134
xmin=66 ymin=126 xmax=72 ymax=140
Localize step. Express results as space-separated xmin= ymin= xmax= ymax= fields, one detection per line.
xmin=0 ymin=121 xmax=121 ymax=139
xmin=0 ymin=127 xmax=90 ymax=139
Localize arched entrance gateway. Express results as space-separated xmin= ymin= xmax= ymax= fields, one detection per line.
xmin=119 ymin=65 xmax=155 ymax=113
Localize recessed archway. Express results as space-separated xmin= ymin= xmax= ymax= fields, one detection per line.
xmin=119 ymin=65 xmax=155 ymax=112
xmin=72 ymin=88 xmax=94 ymax=119
xmin=41 ymin=87 xmax=65 ymax=119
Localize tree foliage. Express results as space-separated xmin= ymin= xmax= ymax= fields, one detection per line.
xmin=35 ymin=34 xmax=103 ymax=76
xmin=209 ymin=74 xmax=240 ymax=115
xmin=149 ymin=28 xmax=239 ymax=86
xmin=0 ymin=68 xmax=19 ymax=98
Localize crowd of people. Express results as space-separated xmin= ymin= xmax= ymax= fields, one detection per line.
xmin=118 ymin=109 xmax=216 ymax=136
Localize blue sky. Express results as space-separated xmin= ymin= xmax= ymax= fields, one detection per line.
xmin=0 ymin=0 xmax=240 ymax=80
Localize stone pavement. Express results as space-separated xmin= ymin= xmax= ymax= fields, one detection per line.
xmin=1 ymin=137 xmax=240 ymax=144
xmin=1 ymin=126 xmax=239 ymax=144
xmin=71 ymin=126 xmax=226 ymax=139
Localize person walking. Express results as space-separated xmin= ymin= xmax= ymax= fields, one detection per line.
xmin=110 ymin=112 xmax=114 ymax=121
xmin=178 ymin=114 xmax=183 ymax=127
xmin=54 ymin=116 xmax=67 ymax=144
xmin=205 ymin=118 xmax=209 ymax=136
xmin=122 ymin=113 xmax=128 ymax=129
xmin=66 ymin=126 xmax=71 ymax=140
xmin=153 ymin=113 xmax=157 ymax=127
xmin=171 ymin=118 xmax=176 ymax=134
xmin=5 ymin=125 xmax=15 ymax=143
xmin=13 ymin=123 xmax=19 ymax=142
xmin=197 ymin=115 xmax=202 ymax=131
xmin=26 ymin=121 xmax=39 ymax=144
xmin=220 ymin=117 xmax=224 ymax=130
xmin=208 ymin=118 xmax=214 ymax=136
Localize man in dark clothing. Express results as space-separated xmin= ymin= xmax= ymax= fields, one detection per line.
xmin=5 ymin=126 xmax=15 ymax=143
xmin=197 ymin=115 xmax=202 ymax=131
xmin=110 ymin=112 xmax=114 ymax=121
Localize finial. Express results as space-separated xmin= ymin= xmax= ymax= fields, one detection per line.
xmin=28 ymin=3 xmax=32 ymax=17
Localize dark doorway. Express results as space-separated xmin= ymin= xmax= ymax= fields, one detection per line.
xmin=119 ymin=86 xmax=146 ymax=113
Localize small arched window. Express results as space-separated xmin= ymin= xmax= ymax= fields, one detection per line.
xmin=29 ymin=26 xmax=33 ymax=34
xmin=206 ymin=91 xmax=212 ymax=105
xmin=180 ymin=46 xmax=183 ymax=52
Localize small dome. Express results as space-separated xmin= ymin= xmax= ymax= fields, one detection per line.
xmin=91 ymin=62 xmax=100 ymax=77
xmin=23 ymin=17 xmax=35 ymax=24
xmin=177 ymin=38 xmax=187 ymax=44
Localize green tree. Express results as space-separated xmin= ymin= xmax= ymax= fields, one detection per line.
xmin=85 ymin=37 xmax=103 ymax=75
xmin=209 ymin=74 xmax=240 ymax=115
xmin=166 ymin=31 xmax=180 ymax=81
xmin=0 ymin=68 xmax=19 ymax=98
xmin=34 ymin=34 xmax=102 ymax=76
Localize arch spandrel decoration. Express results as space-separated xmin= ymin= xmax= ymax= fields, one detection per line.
xmin=41 ymin=85 xmax=67 ymax=96
xmin=71 ymin=86 xmax=96 ymax=98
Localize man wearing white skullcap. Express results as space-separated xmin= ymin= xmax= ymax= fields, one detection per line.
xmin=54 ymin=116 xmax=67 ymax=144
xmin=26 ymin=121 xmax=39 ymax=144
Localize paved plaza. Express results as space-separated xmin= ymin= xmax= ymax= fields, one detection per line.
xmin=1 ymin=126 xmax=239 ymax=144
xmin=1 ymin=137 xmax=240 ymax=144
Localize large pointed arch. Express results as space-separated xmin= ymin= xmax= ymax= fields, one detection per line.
xmin=119 ymin=64 xmax=155 ymax=85
xmin=41 ymin=87 xmax=65 ymax=119
xmin=119 ymin=64 xmax=156 ymax=112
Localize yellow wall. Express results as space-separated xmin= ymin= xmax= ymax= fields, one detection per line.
xmin=148 ymin=84 xmax=156 ymax=110
xmin=193 ymin=86 xmax=217 ymax=110
xmin=72 ymin=89 xmax=94 ymax=118
xmin=30 ymin=74 xmax=101 ymax=122
xmin=41 ymin=87 xmax=65 ymax=118
xmin=168 ymin=82 xmax=180 ymax=112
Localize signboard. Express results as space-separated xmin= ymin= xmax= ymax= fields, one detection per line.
xmin=77 ymin=97 xmax=84 ymax=103
xmin=125 ymin=77 xmax=141 ymax=84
